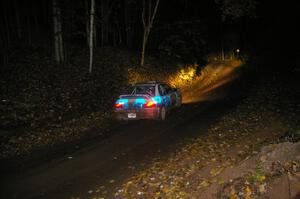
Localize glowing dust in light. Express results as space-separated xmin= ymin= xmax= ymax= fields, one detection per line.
xmin=180 ymin=59 xmax=243 ymax=104
xmin=127 ymin=58 xmax=243 ymax=104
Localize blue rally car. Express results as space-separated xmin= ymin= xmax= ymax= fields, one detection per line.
xmin=114 ymin=82 xmax=182 ymax=120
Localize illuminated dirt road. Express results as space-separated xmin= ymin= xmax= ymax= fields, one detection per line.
xmin=0 ymin=62 xmax=247 ymax=199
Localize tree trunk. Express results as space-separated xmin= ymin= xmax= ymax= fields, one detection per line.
xmin=100 ymin=2 xmax=104 ymax=46
xmin=100 ymin=0 xmax=114 ymax=46
xmin=0 ymin=7 xmax=8 ymax=67
xmin=117 ymin=21 xmax=122 ymax=45
xmin=52 ymin=0 xmax=64 ymax=64
xmin=0 ymin=32 xmax=8 ymax=68
xmin=85 ymin=0 xmax=90 ymax=46
xmin=53 ymin=0 xmax=60 ymax=63
xmin=93 ymin=20 xmax=97 ymax=47
xmin=58 ymin=9 xmax=64 ymax=63
xmin=13 ymin=0 xmax=22 ymax=39
xmin=220 ymin=19 xmax=225 ymax=60
xmin=124 ymin=0 xmax=133 ymax=48
xmin=182 ymin=0 xmax=188 ymax=19
xmin=140 ymin=0 xmax=160 ymax=67
xmin=89 ymin=0 xmax=95 ymax=73
xmin=26 ymin=3 xmax=32 ymax=45
xmin=140 ymin=29 xmax=149 ymax=67
xmin=2 ymin=1 xmax=11 ymax=47
xmin=32 ymin=2 xmax=39 ymax=41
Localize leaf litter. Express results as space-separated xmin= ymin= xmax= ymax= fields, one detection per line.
xmin=110 ymin=76 xmax=299 ymax=199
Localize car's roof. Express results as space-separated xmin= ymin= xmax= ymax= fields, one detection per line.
xmin=134 ymin=81 xmax=163 ymax=86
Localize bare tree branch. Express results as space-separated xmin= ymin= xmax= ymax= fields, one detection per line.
xmin=150 ymin=0 xmax=159 ymax=26
xmin=142 ymin=0 xmax=146 ymax=27
xmin=148 ymin=0 xmax=151 ymax=25
xmin=140 ymin=0 xmax=160 ymax=67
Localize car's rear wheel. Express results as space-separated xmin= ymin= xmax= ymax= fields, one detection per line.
xmin=159 ymin=106 xmax=166 ymax=121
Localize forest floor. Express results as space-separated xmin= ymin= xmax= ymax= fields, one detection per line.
xmin=0 ymin=47 xmax=203 ymax=168
xmin=110 ymin=74 xmax=300 ymax=199
xmin=0 ymin=46 xmax=241 ymax=165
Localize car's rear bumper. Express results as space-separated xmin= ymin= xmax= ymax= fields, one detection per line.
xmin=114 ymin=108 xmax=160 ymax=120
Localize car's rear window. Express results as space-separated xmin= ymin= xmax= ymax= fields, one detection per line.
xmin=126 ymin=85 xmax=155 ymax=96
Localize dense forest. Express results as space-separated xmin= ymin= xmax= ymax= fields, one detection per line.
xmin=1 ymin=0 xmax=299 ymax=69
xmin=0 ymin=0 xmax=260 ymax=68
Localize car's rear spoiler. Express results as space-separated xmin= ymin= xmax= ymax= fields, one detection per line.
xmin=119 ymin=94 xmax=151 ymax=99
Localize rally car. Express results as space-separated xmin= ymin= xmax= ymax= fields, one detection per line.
xmin=114 ymin=82 xmax=182 ymax=120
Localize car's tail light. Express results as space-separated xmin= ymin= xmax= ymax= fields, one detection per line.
xmin=114 ymin=102 xmax=124 ymax=108
xmin=144 ymin=101 xmax=156 ymax=108
xmin=114 ymin=99 xmax=128 ymax=109
xmin=143 ymin=96 xmax=162 ymax=108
